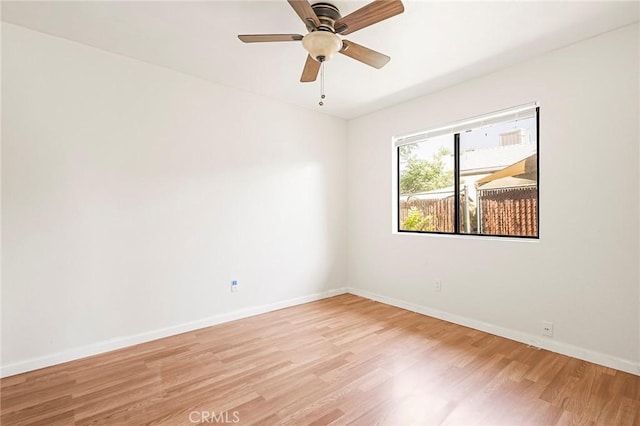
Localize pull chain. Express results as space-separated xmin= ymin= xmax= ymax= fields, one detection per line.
xmin=318 ymin=61 xmax=326 ymax=106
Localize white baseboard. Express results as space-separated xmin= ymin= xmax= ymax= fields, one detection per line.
xmin=4 ymin=287 xmax=637 ymax=378
xmin=0 ymin=287 xmax=348 ymax=378
xmin=347 ymin=287 xmax=640 ymax=376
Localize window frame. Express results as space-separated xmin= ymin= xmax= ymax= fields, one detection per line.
xmin=395 ymin=104 xmax=540 ymax=239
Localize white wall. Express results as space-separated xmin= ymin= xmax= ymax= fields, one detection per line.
xmin=347 ymin=24 xmax=639 ymax=373
xmin=1 ymin=23 xmax=347 ymax=375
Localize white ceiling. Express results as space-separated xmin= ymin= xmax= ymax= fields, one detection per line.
xmin=3 ymin=1 xmax=639 ymax=119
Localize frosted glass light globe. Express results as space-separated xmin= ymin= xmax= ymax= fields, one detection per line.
xmin=302 ymin=31 xmax=342 ymax=62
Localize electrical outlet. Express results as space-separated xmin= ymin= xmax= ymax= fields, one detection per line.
xmin=542 ymin=321 xmax=553 ymax=337
xmin=231 ymin=280 xmax=239 ymax=293
xmin=435 ymin=280 xmax=442 ymax=292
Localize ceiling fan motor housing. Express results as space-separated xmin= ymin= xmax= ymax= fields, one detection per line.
xmin=311 ymin=2 xmax=342 ymax=31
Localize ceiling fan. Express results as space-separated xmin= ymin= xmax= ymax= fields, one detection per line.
xmin=238 ymin=0 xmax=404 ymax=84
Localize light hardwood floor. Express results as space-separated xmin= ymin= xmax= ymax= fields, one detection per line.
xmin=1 ymin=294 xmax=639 ymax=425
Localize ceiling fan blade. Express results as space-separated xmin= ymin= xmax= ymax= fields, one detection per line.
xmin=287 ymin=0 xmax=320 ymax=31
xmin=340 ymin=40 xmax=390 ymax=69
xmin=238 ymin=34 xmax=303 ymax=43
xmin=335 ymin=0 xmax=404 ymax=35
xmin=301 ymin=55 xmax=320 ymax=82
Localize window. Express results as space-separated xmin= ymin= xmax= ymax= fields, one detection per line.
xmin=396 ymin=104 xmax=539 ymax=238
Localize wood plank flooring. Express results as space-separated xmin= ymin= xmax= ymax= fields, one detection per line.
xmin=1 ymin=294 xmax=639 ymax=425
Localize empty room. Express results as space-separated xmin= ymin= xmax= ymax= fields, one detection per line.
xmin=1 ymin=0 xmax=639 ymax=425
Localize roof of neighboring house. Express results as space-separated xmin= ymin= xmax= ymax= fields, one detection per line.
xmin=459 ymin=144 xmax=536 ymax=175
xmin=400 ymin=187 xmax=455 ymax=201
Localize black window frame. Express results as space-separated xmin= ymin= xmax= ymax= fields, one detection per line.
xmin=396 ymin=106 xmax=540 ymax=239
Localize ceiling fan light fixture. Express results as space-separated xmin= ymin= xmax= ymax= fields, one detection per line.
xmin=301 ymin=30 xmax=342 ymax=62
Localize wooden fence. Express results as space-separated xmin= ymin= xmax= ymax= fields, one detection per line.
xmin=478 ymin=186 xmax=537 ymax=236
xmin=400 ymin=185 xmax=537 ymax=236
xmin=399 ymin=197 xmax=455 ymax=232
